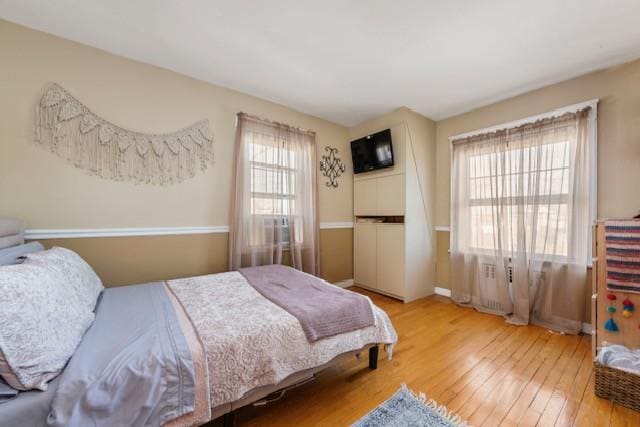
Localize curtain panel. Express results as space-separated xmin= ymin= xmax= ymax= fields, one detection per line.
xmin=229 ymin=113 xmax=319 ymax=275
xmin=450 ymin=108 xmax=594 ymax=334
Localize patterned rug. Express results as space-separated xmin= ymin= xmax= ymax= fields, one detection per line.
xmin=352 ymin=385 xmax=468 ymax=427
xmin=605 ymin=219 xmax=640 ymax=293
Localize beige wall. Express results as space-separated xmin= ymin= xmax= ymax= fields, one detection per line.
xmin=433 ymin=59 xmax=640 ymax=323
xmin=35 ymin=227 xmax=353 ymax=287
xmin=435 ymin=58 xmax=640 ymax=226
xmin=319 ymin=228 xmax=354 ymax=284
xmin=434 ymin=231 xmax=593 ymax=323
xmin=434 ymin=58 xmax=640 ymax=291
xmin=37 ymin=234 xmax=229 ymax=287
xmin=4 ymin=19 xmax=639 ymax=302
xmin=435 ymin=230 xmax=450 ymax=288
xmin=0 ymin=20 xmax=355 ymax=283
xmin=0 ymin=20 xmax=353 ymax=229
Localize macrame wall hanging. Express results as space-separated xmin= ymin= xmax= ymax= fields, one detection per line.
xmin=35 ymin=83 xmax=214 ymax=185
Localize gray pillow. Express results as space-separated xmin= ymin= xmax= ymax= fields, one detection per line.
xmin=24 ymin=247 xmax=104 ymax=312
xmin=0 ymin=242 xmax=44 ymax=266
xmin=0 ymin=261 xmax=95 ymax=390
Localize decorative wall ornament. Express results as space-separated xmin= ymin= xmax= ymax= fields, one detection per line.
xmin=35 ymin=83 xmax=214 ymax=185
xmin=319 ymin=146 xmax=346 ymax=188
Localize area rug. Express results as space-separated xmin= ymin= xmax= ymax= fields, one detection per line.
xmin=352 ymin=385 xmax=468 ymax=427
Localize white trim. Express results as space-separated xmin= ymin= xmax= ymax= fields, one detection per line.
xmin=434 ymin=287 xmax=592 ymax=334
xmin=320 ymin=221 xmax=354 ymax=229
xmin=435 ymin=286 xmax=451 ymax=298
xmin=333 ymin=278 xmax=354 ymax=288
xmin=435 ymin=225 xmax=450 ymax=232
xmin=448 ymin=99 xmax=599 ymax=141
xmin=587 ymin=103 xmax=598 ymax=264
xmin=354 ymin=283 xmax=403 ymax=301
xmin=25 ymin=221 xmax=355 ymax=239
xmin=25 ymin=226 xmax=229 ymax=239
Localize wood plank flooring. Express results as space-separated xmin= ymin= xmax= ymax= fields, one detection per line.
xmin=222 ymin=288 xmax=638 ymax=426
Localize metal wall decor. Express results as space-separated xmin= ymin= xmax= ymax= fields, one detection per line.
xmin=319 ymin=146 xmax=346 ymax=188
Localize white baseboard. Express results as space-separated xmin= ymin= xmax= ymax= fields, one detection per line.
xmin=434 ymin=286 xmax=451 ymax=297
xmin=334 ymin=278 xmax=354 ymax=288
xmin=433 ymin=286 xmax=593 ymax=335
xmin=410 ymin=284 xmax=593 ymax=335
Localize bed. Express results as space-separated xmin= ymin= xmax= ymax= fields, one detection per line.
xmin=0 ymin=220 xmax=398 ymax=427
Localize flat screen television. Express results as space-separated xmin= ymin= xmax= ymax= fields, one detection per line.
xmin=350 ymin=129 xmax=394 ymax=174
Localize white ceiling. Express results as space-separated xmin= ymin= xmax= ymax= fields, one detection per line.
xmin=2 ymin=1 xmax=640 ymax=126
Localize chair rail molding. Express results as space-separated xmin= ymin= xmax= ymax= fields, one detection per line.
xmin=25 ymin=226 xmax=230 ymax=239
xmin=26 ymin=221 xmax=354 ymax=239
xmin=319 ymin=221 xmax=354 ymax=229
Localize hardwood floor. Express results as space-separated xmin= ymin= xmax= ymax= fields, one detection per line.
xmin=227 ymin=288 xmax=637 ymax=426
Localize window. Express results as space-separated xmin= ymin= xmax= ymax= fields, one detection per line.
xmin=249 ymin=141 xmax=296 ymax=215
xmin=229 ymin=112 xmax=319 ymax=274
xmin=449 ymin=103 xmax=596 ymax=333
xmin=248 ymin=140 xmax=296 ymax=244
xmin=467 ymin=140 xmax=570 ymax=257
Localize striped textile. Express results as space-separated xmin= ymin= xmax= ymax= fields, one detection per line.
xmin=605 ymin=220 xmax=640 ymax=293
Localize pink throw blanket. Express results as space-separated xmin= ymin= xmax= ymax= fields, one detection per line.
xmin=239 ymin=265 xmax=375 ymax=342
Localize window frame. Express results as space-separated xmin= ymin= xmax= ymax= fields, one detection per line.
xmin=247 ymin=140 xmax=298 ymax=246
xmin=448 ymin=99 xmax=598 ymax=265
xmin=465 ymin=142 xmax=571 ymax=258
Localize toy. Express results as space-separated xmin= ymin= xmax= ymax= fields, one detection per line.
xmin=605 ymin=318 xmax=619 ymax=332
xmin=622 ymin=298 xmax=635 ymax=318
xmin=605 ymin=293 xmax=619 ymax=332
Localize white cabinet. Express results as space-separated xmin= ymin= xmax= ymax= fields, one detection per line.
xmin=354 ymin=179 xmax=377 ymax=216
xmin=353 ymin=223 xmax=405 ymax=299
xmin=376 ymin=225 xmax=405 ymax=296
xmin=354 ymin=223 xmax=377 ymax=289
xmin=354 ymin=174 xmax=405 ymax=216
xmin=376 ymin=175 xmax=405 ymax=216
xmin=352 ymin=121 xmax=435 ymax=302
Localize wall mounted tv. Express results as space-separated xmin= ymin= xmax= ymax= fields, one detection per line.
xmin=350 ymin=129 xmax=394 ymax=174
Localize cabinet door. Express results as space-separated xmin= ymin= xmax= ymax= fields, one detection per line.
xmin=354 ymin=223 xmax=377 ymax=289
xmin=376 ymin=224 xmax=405 ymax=297
xmin=376 ymin=174 xmax=405 ymax=215
xmin=354 ymin=179 xmax=377 ymax=216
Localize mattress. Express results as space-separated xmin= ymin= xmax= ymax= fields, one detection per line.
xmin=0 ymin=376 xmax=59 ymax=427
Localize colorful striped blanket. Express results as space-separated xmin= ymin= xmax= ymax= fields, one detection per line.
xmin=605 ymin=220 xmax=640 ymax=293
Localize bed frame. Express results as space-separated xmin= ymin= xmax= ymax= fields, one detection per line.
xmin=218 ymin=344 xmax=379 ymax=427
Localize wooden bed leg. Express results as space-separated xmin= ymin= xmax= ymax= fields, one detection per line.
xmin=369 ymin=345 xmax=379 ymax=370
xmin=223 ymin=411 xmax=235 ymax=427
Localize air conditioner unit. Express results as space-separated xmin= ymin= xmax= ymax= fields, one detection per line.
xmin=478 ymin=262 xmax=505 ymax=313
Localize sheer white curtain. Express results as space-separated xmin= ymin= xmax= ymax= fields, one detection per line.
xmin=229 ymin=113 xmax=319 ymax=275
xmin=450 ymin=108 xmax=595 ymax=333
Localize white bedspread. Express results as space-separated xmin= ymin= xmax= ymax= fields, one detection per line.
xmin=167 ymin=272 xmax=397 ymax=408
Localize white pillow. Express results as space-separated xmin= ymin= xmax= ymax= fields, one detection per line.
xmin=24 ymin=247 xmax=104 ymax=312
xmin=0 ymin=262 xmax=95 ymax=390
